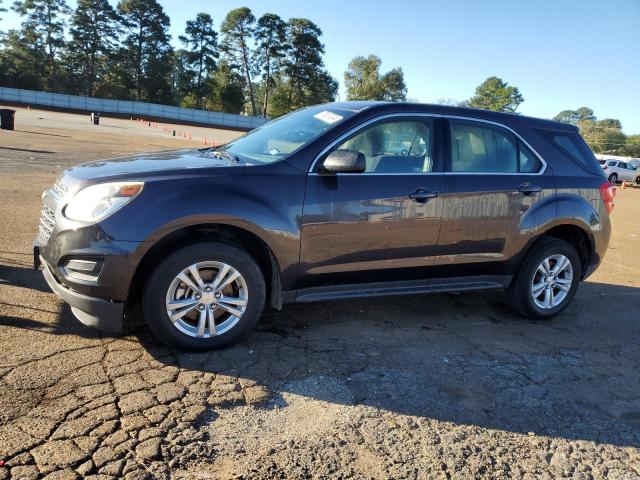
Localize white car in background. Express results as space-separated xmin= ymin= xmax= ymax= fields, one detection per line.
xmin=599 ymin=160 xmax=639 ymax=184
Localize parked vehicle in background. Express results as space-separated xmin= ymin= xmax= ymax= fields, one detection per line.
xmin=600 ymin=159 xmax=638 ymax=184
xmin=34 ymin=102 xmax=614 ymax=350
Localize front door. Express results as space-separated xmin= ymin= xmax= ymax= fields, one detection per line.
xmin=299 ymin=116 xmax=445 ymax=289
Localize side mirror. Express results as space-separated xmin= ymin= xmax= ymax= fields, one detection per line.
xmin=322 ymin=149 xmax=366 ymax=173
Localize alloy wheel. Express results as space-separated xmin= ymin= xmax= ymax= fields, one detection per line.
xmin=530 ymin=254 xmax=573 ymax=309
xmin=165 ymin=261 xmax=248 ymax=338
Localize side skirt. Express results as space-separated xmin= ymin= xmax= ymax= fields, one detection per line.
xmin=290 ymin=275 xmax=512 ymax=303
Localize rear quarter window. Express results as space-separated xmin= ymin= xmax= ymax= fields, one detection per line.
xmin=535 ymin=128 xmax=601 ymax=174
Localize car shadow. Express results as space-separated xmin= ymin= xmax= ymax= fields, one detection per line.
xmin=0 ymin=262 xmax=50 ymax=292
xmin=138 ymin=281 xmax=640 ymax=448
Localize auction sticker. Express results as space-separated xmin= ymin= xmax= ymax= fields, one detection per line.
xmin=314 ymin=111 xmax=343 ymax=124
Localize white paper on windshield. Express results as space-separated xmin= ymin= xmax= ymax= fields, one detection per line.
xmin=314 ymin=111 xmax=343 ymax=124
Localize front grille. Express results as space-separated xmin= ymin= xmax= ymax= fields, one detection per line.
xmin=38 ymin=203 xmax=55 ymax=243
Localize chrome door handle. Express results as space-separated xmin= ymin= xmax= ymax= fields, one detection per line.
xmin=409 ymin=189 xmax=438 ymax=203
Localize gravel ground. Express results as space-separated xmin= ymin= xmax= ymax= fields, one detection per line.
xmin=0 ymin=108 xmax=639 ymax=479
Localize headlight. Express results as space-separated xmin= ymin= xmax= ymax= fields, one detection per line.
xmin=64 ymin=182 xmax=144 ymax=222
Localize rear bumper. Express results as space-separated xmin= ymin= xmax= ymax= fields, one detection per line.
xmin=40 ymin=255 xmax=124 ymax=333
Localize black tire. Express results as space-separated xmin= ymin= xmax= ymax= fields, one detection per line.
xmin=142 ymin=242 xmax=265 ymax=350
xmin=506 ymin=238 xmax=581 ymax=319
xmin=608 ymin=173 xmax=618 ymax=183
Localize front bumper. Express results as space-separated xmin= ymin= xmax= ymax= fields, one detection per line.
xmin=38 ymin=252 xmax=124 ymax=332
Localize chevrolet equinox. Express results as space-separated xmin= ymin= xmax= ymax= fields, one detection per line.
xmin=34 ymin=102 xmax=614 ymax=350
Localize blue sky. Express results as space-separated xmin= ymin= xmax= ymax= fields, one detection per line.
xmin=2 ymin=0 xmax=639 ymax=132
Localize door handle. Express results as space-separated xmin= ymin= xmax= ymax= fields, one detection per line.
xmin=517 ymin=183 xmax=541 ymax=196
xmin=409 ymin=188 xmax=438 ymax=203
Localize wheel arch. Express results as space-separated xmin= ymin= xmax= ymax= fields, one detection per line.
xmin=127 ymin=223 xmax=284 ymax=323
xmin=519 ymin=223 xmax=594 ymax=280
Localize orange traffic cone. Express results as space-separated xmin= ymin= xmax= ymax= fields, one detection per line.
xmin=621 ymin=181 xmax=627 ymax=189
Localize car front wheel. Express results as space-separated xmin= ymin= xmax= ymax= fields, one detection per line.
xmin=507 ymin=238 xmax=581 ymax=319
xmin=143 ymin=242 xmax=266 ymax=350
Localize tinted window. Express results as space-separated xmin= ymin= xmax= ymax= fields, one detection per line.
xmin=619 ymin=162 xmax=628 ymax=169
xmin=336 ymin=119 xmax=435 ymax=173
xmin=536 ymin=129 xmax=599 ymax=172
xmin=450 ymin=121 xmax=517 ymax=173
xmin=608 ymin=161 xmax=617 ymax=166
xmin=519 ymin=142 xmax=542 ymax=173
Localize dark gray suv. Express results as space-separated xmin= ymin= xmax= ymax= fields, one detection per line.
xmin=34 ymin=102 xmax=614 ymax=350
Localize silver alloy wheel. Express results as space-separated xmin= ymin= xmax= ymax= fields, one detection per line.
xmin=530 ymin=254 xmax=573 ymax=309
xmin=165 ymin=261 xmax=248 ymax=338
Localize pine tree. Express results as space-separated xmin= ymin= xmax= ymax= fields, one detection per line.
xmin=0 ymin=25 xmax=48 ymax=89
xmin=68 ymin=0 xmax=120 ymax=96
xmin=254 ymin=13 xmax=287 ymax=116
xmin=467 ymin=76 xmax=524 ymax=113
xmin=220 ymin=7 xmax=257 ymax=115
xmin=179 ymin=12 xmax=218 ymax=108
xmin=12 ymin=0 xmax=71 ymax=90
xmin=283 ymin=18 xmax=337 ymax=112
xmin=117 ymin=0 xmax=172 ymax=102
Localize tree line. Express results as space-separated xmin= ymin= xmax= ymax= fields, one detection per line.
xmin=0 ymin=1 xmax=636 ymax=156
xmin=552 ymin=107 xmax=640 ymax=157
xmin=0 ymin=0 xmax=339 ymax=117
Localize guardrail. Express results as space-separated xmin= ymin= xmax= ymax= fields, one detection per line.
xmin=0 ymin=87 xmax=267 ymax=130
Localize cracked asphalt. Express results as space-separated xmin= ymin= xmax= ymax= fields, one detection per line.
xmin=1 ymin=108 xmax=639 ymax=479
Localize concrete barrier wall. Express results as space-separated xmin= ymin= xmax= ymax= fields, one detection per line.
xmin=0 ymin=87 xmax=268 ymax=130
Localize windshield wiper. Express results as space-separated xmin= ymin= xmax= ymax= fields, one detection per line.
xmin=207 ymin=149 xmax=240 ymax=163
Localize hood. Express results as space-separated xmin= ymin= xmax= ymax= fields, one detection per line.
xmin=61 ymin=148 xmax=247 ymax=188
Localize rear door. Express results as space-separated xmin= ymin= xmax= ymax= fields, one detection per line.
xmin=435 ymin=118 xmax=554 ymax=275
xmin=298 ymin=115 xmax=445 ymax=289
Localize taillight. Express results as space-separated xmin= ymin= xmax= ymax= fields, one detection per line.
xmin=599 ymin=181 xmax=616 ymax=214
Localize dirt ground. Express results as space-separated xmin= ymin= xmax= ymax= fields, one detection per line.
xmin=0 ymin=107 xmax=639 ymax=479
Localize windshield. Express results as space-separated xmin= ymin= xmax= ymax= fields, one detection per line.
xmin=217 ymin=105 xmax=356 ymax=164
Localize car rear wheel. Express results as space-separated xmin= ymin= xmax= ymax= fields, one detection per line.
xmin=507 ymin=238 xmax=581 ymax=319
xmin=143 ymin=242 xmax=265 ymax=350
xmin=608 ymin=173 xmax=618 ymax=183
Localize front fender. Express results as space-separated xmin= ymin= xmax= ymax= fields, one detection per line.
xmin=98 ymin=166 xmax=307 ymax=290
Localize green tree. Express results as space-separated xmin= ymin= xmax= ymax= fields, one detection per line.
xmin=220 ymin=7 xmax=257 ymax=115
xmin=172 ymin=48 xmax=196 ymax=106
xmin=282 ymin=18 xmax=337 ymax=113
xmin=580 ymin=116 xmax=627 ymax=154
xmin=467 ymin=76 xmax=524 ymax=113
xmin=344 ymin=54 xmax=406 ymax=101
xmin=0 ymin=1 xmax=7 ymax=21
xmin=597 ymin=118 xmax=622 ymax=130
xmin=0 ymin=26 xmax=47 ymax=89
xmin=12 ymin=0 xmax=71 ymax=90
xmin=67 ymin=0 xmax=119 ymax=96
xmin=254 ymin=13 xmax=287 ymax=116
xmin=553 ymin=107 xmax=596 ymax=125
xmin=179 ymin=12 xmax=218 ymax=108
xmin=117 ymin=0 xmax=173 ymax=102
xmin=206 ymin=59 xmax=244 ymax=114
xmin=621 ymin=135 xmax=640 ymax=157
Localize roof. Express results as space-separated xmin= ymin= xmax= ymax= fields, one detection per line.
xmin=323 ymin=101 xmax=574 ymax=131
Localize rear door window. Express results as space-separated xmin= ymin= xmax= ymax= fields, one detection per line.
xmin=449 ymin=120 xmax=541 ymax=173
